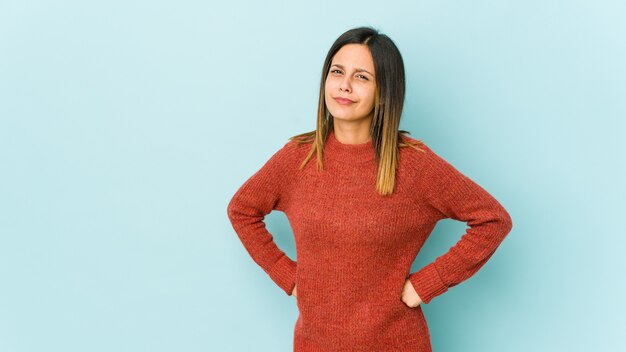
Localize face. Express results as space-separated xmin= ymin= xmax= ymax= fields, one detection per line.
xmin=324 ymin=44 xmax=377 ymax=124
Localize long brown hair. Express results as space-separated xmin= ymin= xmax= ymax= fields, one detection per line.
xmin=290 ymin=26 xmax=425 ymax=196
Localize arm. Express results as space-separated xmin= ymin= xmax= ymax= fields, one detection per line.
xmin=226 ymin=141 xmax=298 ymax=296
xmin=408 ymin=145 xmax=513 ymax=304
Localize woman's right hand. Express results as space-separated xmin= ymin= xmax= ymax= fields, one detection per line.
xmin=291 ymin=284 xmax=298 ymax=298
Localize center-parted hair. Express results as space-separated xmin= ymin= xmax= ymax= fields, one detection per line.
xmin=291 ymin=26 xmax=424 ymax=196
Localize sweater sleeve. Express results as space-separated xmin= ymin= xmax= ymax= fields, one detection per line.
xmin=226 ymin=141 xmax=297 ymax=296
xmin=408 ymin=145 xmax=513 ymax=304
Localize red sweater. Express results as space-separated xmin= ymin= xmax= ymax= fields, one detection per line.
xmin=227 ymin=129 xmax=513 ymax=351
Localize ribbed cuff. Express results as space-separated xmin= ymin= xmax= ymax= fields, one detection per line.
xmin=408 ymin=263 xmax=448 ymax=304
xmin=268 ymin=255 xmax=297 ymax=296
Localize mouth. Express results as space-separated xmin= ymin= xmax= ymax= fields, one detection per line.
xmin=333 ymin=97 xmax=355 ymax=105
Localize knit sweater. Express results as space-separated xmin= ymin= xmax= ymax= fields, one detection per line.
xmin=226 ymin=129 xmax=513 ymax=351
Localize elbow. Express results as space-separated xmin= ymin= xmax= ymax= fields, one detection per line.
xmin=226 ymin=194 xmax=239 ymax=223
xmin=226 ymin=202 xmax=233 ymax=222
xmin=499 ymin=207 xmax=513 ymax=237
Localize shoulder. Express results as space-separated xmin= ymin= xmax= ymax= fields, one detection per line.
xmin=399 ymin=134 xmax=458 ymax=179
xmin=278 ymin=134 xmax=312 ymax=158
xmin=399 ymin=134 xmax=434 ymax=164
xmin=264 ymin=133 xmax=313 ymax=170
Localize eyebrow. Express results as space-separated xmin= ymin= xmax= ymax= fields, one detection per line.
xmin=330 ymin=64 xmax=374 ymax=77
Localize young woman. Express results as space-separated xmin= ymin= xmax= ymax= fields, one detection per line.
xmin=227 ymin=26 xmax=513 ymax=352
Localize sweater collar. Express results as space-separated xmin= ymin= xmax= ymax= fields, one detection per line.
xmin=324 ymin=129 xmax=376 ymax=164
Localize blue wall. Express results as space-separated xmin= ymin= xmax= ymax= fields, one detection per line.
xmin=1 ymin=1 xmax=624 ymax=351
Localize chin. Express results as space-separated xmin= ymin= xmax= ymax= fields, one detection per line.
xmin=331 ymin=115 xmax=365 ymax=122
xmin=329 ymin=112 xmax=349 ymax=120
xmin=328 ymin=109 xmax=356 ymax=121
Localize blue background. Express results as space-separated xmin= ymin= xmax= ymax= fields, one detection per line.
xmin=1 ymin=1 xmax=624 ymax=351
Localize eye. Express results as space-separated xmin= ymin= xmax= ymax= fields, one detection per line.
xmin=330 ymin=69 xmax=343 ymax=75
xmin=357 ymin=74 xmax=369 ymax=81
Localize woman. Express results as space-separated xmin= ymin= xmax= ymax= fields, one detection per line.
xmin=227 ymin=26 xmax=513 ymax=351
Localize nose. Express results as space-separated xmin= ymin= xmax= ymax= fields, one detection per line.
xmin=339 ymin=76 xmax=351 ymax=93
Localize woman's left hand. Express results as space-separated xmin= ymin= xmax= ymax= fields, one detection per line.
xmin=401 ymin=279 xmax=423 ymax=308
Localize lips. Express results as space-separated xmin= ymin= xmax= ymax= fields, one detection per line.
xmin=333 ymin=97 xmax=355 ymax=105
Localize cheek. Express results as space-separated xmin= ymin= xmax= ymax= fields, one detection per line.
xmin=324 ymin=79 xmax=332 ymax=100
xmin=324 ymin=78 xmax=335 ymax=95
xmin=324 ymin=82 xmax=335 ymax=109
xmin=361 ymin=87 xmax=376 ymax=109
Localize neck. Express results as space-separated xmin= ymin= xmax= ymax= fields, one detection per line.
xmin=324 ymin=129 xmax=375 ymax=164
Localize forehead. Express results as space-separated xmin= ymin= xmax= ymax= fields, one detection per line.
xmin=331 ymin=44 xmax=375 ymax=71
